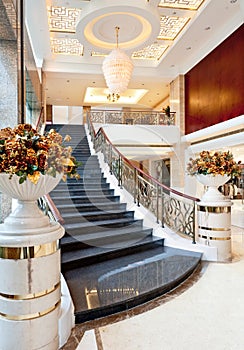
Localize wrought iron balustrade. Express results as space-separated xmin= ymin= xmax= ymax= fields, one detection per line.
xmin=85 ymin=109 xmax=176 ymax=126
xmin=87 ymin=114 xmax=199 ymax=244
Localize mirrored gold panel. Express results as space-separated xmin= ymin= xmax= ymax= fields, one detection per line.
xmin=158 ymin=0 xmax=205 ymax=10
xmin=50 ymin=38 xmax=84 ymax=56
xmin=132 ymin=43 xmax=168 ymax=60
xmin=47 ymin=6 xmax=81 ymax=33
xmin=158 ymin=16 xmax=190 ymax=40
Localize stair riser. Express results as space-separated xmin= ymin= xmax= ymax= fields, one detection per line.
xmin=50 ymin=190 xmax=114 ymax=198
xmin=56 ymin=203 xmax=127 ymax=214
xmin=61 ymin=229 xmax=153 ymax=252
xmin=62 ymin=211 xmax=135 ymax=224
xmin=52 ymin=196 xmax=120 ymax=205
xmin=64 ymin=220 xmax=143 ymax=235
xmin=54 ymin=183 xmax=110 ymax=189
xmin=61 ymin=239 xmax=164 ymax=271
xmin=52 ymin=185 xmax=110 ymax=193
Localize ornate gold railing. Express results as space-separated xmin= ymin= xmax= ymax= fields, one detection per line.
xmin=87 ymin=114 xmax=199 ymax=243
xmin=85 ymin=109 xmax=176 ymax=126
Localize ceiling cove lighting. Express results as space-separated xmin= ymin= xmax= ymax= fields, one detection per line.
xmin=102 ymin=26 xmax=134 ymax=102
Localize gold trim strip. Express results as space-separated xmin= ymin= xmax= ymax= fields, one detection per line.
xmin=197 ymin=206 xmax=231 ymax=213
xmin=198 ymin=234 xmax=231 ymax=241
xmin=191 ymin=128 xmax=244 ymax=146
xmin=0 ymin=282 xmax=60 ymax=300
xmin=199 ymin=226 xmax=230 ymax=232
xmin=0 ymin=241 xmax=59 ymax=259
xmin=0 ymin=301 xmax=60 ymax=321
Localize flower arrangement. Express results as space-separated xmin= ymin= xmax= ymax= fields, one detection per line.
xmin=186 ymin=150 xmax=241 ymax=177
xmin=0 ymin=123 xmax=80 ymax=184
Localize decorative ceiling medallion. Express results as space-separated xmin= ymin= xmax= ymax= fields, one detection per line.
xmin=50 ymin=38 xmax=84 ymax=56
xmin=47 ymin=6 xmax=81 ymax=33
xmin=76 ymin=1 xmax=160 ymax=52
xmin=158 ymin=16 xmax=190 ymax=40
xmin=158 ymin=0 xmax=205 ymax=10
xmin=132 ymin=43 xmax=168 ymax=60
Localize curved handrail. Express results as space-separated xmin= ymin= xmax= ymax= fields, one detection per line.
xmin=89 ymin=117 xmax=199 ymax=203
xmin=44 ymin=194 xmax=65 ymax=225
xmin=99 ymin=126 xmax=199 ymax=202
xmin=87 ymin=113 xmax=199 ymax=243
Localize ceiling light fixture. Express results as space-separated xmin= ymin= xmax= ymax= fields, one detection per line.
xmin=102 ymin=26 xmax=134 ymax=102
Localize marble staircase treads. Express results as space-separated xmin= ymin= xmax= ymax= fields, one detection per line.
xmin=47 ymin=124 xmax=202 ymax=324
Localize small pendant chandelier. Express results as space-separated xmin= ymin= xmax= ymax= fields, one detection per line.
xmin=102 ymin=26 xmax=134 ymax=102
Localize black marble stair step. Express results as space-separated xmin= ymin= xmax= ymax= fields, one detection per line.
xmin=64 ymin=217 xmax=143 ymax=235
xmin=50 ymin=188 xmax=114 ymax=198
xmin=51 ymin=184 xmax=110 ymax=193
xmin=61 ymin=226 xmax=153 ymax=251
xmin=63 ymin=246 xmax=202 ymax=324
xmin=61 ymin=209 xmax=135 ymax=224
xmin=55 ymin=202 xmax=127 ymax=214
xmin=76 ymin=171 xmax=104 ymax=177
xmin=73 ymin=157 xmax=98 ymax=161
xmin=61 ymin=235 xmax=162 ymax=271
xmin=57 ymin=178 xmax=108 ymax=187
xmin=50 ymin=194 xmax=120 ymax=205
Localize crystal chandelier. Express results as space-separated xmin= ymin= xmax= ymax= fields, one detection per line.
xmin=102 ymin=26 xmax=134 ymax=102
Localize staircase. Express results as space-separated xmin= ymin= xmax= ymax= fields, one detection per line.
xmin=47 ymin=124 xmax=202 ymax=323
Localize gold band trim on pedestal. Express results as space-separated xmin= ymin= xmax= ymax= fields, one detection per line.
xmin=197 ymin=206 xmax=231 ymax=213
xmin=198 ymin=234 xmax=231 ymax=241
xmin=0 ymin=301 xmax=60 ymax=321
xmin=0 ymin=282 xmax=60 ymax=300
xmin=0 ymin=241 xmax=59 ymax=259
xmin=199 ymin=225 xmax=230 ymax=232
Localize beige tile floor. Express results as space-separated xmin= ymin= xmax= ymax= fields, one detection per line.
xmin=63 ymin=225 xmax=244 ymax=350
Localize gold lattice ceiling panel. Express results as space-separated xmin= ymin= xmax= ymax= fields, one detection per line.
xmin=158 ymin=16 xmax=190 ymax=40
xmin=50 ymin=38 xmax=84 ymax=56
xmin=132 ymin=44 xmax=168 ymax=60
xmin=47 ymin=6 xmax=81 ymax=33
xmin=158 ymin=0 xmax=204 ymax=10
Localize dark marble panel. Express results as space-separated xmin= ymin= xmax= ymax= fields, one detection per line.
xmin=61 ymin=261 xmax=208 ymax=350
xmin=63 ymin=246 xmax=202 ymax=323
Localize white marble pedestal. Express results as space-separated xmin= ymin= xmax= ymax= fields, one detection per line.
xmin=0 ymin=219 xmax=64 ymax=350
xmin=197 ymin=199 xmax=232 ymax=262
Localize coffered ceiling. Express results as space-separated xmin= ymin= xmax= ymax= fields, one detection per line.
xmin=25 ymin=0 xmax=243 ymax=109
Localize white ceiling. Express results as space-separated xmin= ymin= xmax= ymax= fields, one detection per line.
xmin=25 ymin=0 xmax=243 ymax=109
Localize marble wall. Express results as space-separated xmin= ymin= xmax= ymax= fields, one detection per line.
xmin=0 ymin=0 xmax=18 ymax=129
xmin=0 ymin=0 xmax=18 ymax=222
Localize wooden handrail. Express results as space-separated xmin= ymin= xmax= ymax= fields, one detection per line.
xmin=94 ymin=124 xmax=200 ymax=203
xmin=44 ymin=194 xmax=65 ymax=225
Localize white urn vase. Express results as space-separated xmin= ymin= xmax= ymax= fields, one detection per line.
xmin=196 ymin=174 xmax=230 ymax=203
xmin=0 ymin=173 xmax=63 ymax=229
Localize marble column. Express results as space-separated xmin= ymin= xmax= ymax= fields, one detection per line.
xmin=197 ymin=200 xmax=232 ymax=262
xmin=0 ymin=208 xmax=65 ymax=349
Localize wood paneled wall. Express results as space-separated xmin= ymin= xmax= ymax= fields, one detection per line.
xmin=185 ymin=25 xmax=244 ymax=134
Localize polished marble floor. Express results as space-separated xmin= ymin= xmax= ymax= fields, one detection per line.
xmin=62 ymin=225 xmax=244 ymax=350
